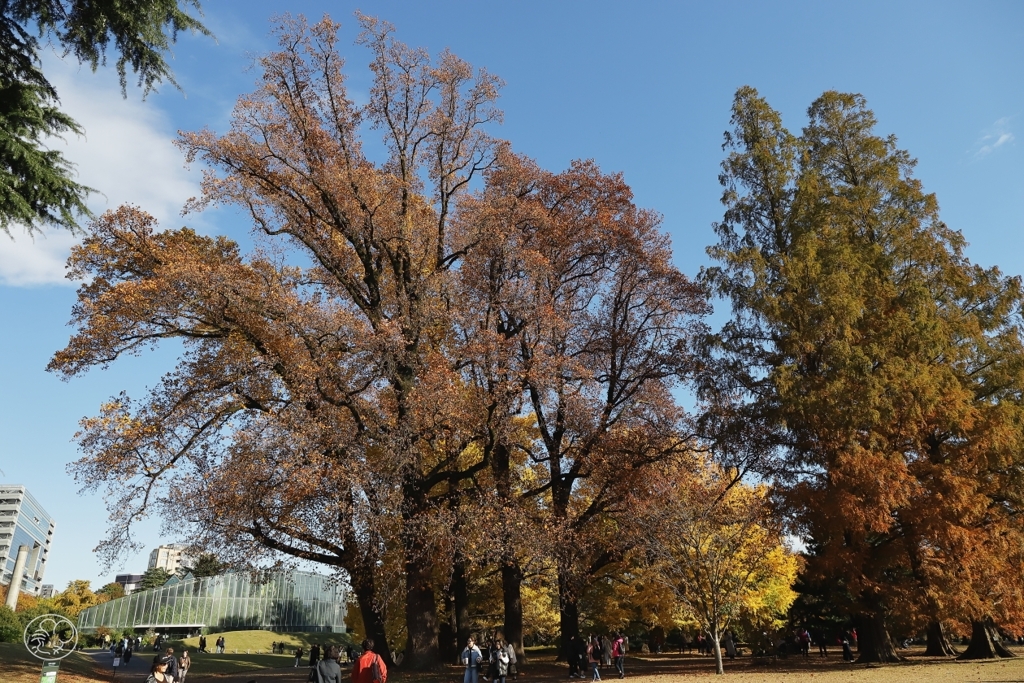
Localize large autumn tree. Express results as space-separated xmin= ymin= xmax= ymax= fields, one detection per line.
xmin=453 ymin=151 xmax=708 ymax=657
xmin=52 ymin=14 xmax=708 ymax=668
xmin=701 ymin=87 xmax=1024 ymax=662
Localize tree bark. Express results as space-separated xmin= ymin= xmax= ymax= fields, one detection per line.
xmin=453 ymin=557 xmax=471 ymax=656
xmin=492 ymin=440 xmax=526 ymax=663
xmin=557 ymin=569 xmax=580 ymax=664
xmin=502 ymin=561 xmax=526 ymax=663
xmin=403 ymin=536 xmax=440 ymax=669
xmin=957 ymin=619 xmax=1016 ymax=660
xmin=350 ymin=571 xmax=392 ymax=666
xmin=924 ymin=620 xmax=959 ymax=657
xmin=854 ymin=612 xmax=902 ymax=663
xmin=711 ymin=625 xmax=724 ymax=675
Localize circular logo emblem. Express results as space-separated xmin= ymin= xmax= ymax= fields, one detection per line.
xmin=23 ymin=614 xmax=78 ymax=660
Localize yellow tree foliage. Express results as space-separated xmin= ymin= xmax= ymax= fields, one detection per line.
xmin=637 ymin=462 xmax=797 ymax=674
xmin=51 ymin=580 xmax=99 ymax=619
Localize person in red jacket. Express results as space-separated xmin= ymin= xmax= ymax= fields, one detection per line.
xmin=352 ymin=639 xmax=387 ymax=683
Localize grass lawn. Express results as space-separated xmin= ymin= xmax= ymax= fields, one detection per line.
xmin=173 ymin=629 xmax=354 ymax=655
xmin=0 ymin=642 xmax=104 ymax=683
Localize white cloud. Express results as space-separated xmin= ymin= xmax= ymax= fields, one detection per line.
xmin=973 ymin=117 xmax=1015 ymax=159
xmin=0 ymin=57 xmax=199 ymax=287
xmin=0 ymin=230 xmax=81 ymax=286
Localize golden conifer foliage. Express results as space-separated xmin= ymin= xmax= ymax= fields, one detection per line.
xmin=702 ymin=87 xmax=1024 ymax=662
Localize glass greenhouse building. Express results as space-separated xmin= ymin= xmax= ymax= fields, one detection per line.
xmin=78 ymin=570 xmax=347 ymax=633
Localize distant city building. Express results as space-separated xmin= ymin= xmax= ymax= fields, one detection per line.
xmin=40 ymin=584 xmax=55 ymax=599
xmin=147 ymin=544 xmax=193 ymax=573
xmin=0 ymin=485 xmax=55 ymax=596
xmin=115 ymin=574 xmax=145 ymax=595
xmin=79 ymin=570 xmax=347 ymax=633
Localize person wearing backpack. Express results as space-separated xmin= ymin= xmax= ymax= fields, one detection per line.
xmin=352 ymin=639 xmax=387 ymax=683
xmin=612 ymin=633 xmax=626 ymax=679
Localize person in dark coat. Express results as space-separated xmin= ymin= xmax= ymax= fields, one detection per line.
xmin=310 ymin=643 xmax=321 ymax=667
xmin=841 ymin=634 xmax=854 ymax=662
xmin=574 ymin=636 xmax=589 ymax=678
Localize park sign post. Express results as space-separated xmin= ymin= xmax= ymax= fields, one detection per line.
xmin=39 ymin=660 xmax=60 ymax=682
xmin=23 ymin=614 xmax=78 ymax=683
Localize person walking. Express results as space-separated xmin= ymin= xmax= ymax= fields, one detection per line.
xmin=310 ymin=642 xmax=322 ymax=668
xmin=841 ymin=634 xmax=854 ymax=662
xmin=504 ymin=638 xmax=518 ymax=681
xmin=567 ymin=635 xmax=582 ymax=678
xmin=145 ymin=655 xmax=175 ymax=683
xmin=461 ymin=636 xmax=483 ymax=683
xmin=309 ymin=645 xmax=344 ymax=683
xmin=295 ymin=646 xmax=305 ymax=667
xmin=178 ymin=650 xmax=191 ymax=683
xmin=587 ymin=636 xmax=602 ymax=681
xmin=724 ymin=632 xmax=737 ymax=660
xmin=491 ymin=637 xmax=510 ymax=683
xmin=352 ymin=639 xmax=387 ymax=683
xmin=601 ymin=635 xmax=612 ymax=667
xmin=612 ymin=633 xmax=626 ymax=679
xmin=161 ymin=647 xmax=180 ymax=682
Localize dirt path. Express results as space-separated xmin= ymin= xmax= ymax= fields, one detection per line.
xmin=182 ymin=649 xmax=1024 ymax=683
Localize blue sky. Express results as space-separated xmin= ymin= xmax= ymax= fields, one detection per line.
xmin=1 ymin=0 xmax=1022 ymax=591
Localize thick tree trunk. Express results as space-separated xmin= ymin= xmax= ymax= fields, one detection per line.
xmin=557 ymin=568 xmax=580 ymax=664
xmin=957 ymin=619 xmax=1016 ymax=660
xmin=350 ymin=571 xmax=392 ymax=666
xmin=491 ymin=440 xmax=526 ymax=663
xmin=452 ymin=558 xmax=471 ymax=654
xmin=854 ymin=612 xmax=902 ymax=663
xmin=404 ymin=540 xmax=440 ymax=669
xmin=502 ymin=561 xmax=526 ymax=663
xmin=924 ymin=621 xmax=959 ymax=657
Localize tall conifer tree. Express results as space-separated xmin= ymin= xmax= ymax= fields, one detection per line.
xmin=702 ymin=87 xmax=1024 ymax=662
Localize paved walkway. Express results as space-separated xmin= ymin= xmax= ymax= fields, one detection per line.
xmin=87 ymin=647 xmax=166 ymax=680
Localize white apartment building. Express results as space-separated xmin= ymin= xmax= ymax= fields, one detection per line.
xmin=147 ymin=544 xmax=194 ymax=573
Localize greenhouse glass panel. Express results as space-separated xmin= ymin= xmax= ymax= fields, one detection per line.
xmin=77 ymin=570 xmax=347 ymax=633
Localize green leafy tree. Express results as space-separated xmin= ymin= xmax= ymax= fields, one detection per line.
xmin=139 ymin=566 xmax=172 ymax=590
xmin=0 ymin=1 xmax=210 ymax=235
xmin=0 ymin=605 xmax=20 ymax=643
xmin=96 ymin=581 xmax=125 ymax=600
xmin=184 ymin=553 xmax=224 ymax=578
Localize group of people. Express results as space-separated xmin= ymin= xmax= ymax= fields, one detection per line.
xmin=194 ymin=634 xmax=226 ymax=653
xmin=145 ymin=647 xmax=191 ymax=683
xmin=460 ymin=635 xmax=518 ymax=683
xmin=294 ymin=638 xmax=390 ymax=683
xmin=566 ymin=633 xmax=627 ymax=680
xmin=290 ymin=641 xmax=358 ymax=667
xmin=110 ymin=635 xmax=144 ymax=663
